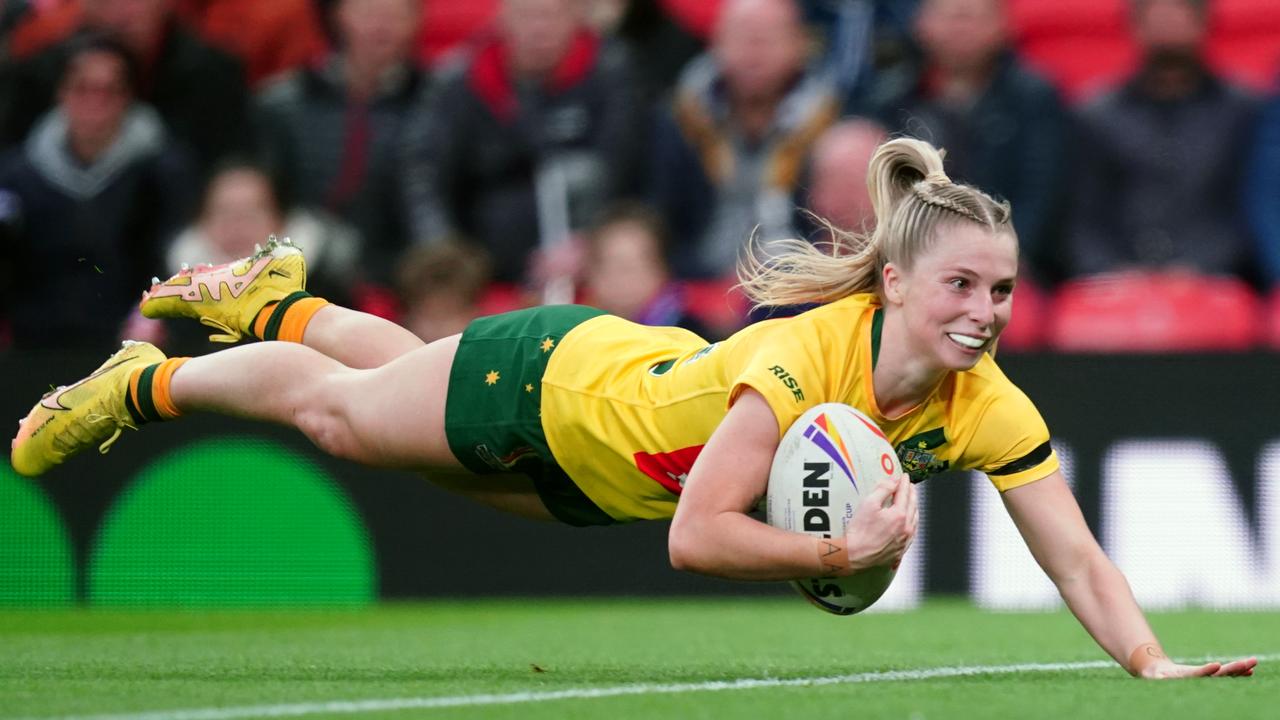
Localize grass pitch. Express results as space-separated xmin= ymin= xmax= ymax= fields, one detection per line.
xmin=1 ymin=599 xmax=1274 ymax=720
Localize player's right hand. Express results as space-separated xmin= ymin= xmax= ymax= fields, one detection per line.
xmin=844 ymin=472 xmax=918 ymax=571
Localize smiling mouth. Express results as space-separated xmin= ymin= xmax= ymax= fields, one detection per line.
xmin=947 ymin=332 xmax=989 ymax=350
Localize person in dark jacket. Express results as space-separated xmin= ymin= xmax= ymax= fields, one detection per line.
xmin=253 ymin=0 xmax=429 ymax=287
xmin=1065 ymin=0 xmax=1258 ymax=280
xmin=648 ymin=0 xmax=841 ymax=280
xmin=0 ymin=31 xmax=195 ymax=349
xmin=0 ymin=0 xmax=249 ymax=177
xmin=403 ymin=0 xmax=643 ymax=284
xmin=864 ymin=0 xmax=1068 ymax=281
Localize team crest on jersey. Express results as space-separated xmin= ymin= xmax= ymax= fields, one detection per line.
xmin=894 ymin=427 xmax=950 ymax=482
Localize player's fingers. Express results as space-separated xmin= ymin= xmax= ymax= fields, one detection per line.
xmin=1213 ymin=658 xmax=1257 ymax=676
xmin=1186 ymin=662 xmax=1222 ymax=677
xmin=888 ymin=472 xmax=910 ymax=508
xmin=866 ymin=479 xmax=894 ymax=508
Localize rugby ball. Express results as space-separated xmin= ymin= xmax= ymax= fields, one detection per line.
xmin=766 ymin=403 xmax=900 ymax=615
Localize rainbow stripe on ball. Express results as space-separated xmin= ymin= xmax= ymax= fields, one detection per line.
xmin=802 ymin=412 xmax=857 ymax=488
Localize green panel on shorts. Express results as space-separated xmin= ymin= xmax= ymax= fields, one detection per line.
xmin=444 ymin=305 xmax=615 ymax=526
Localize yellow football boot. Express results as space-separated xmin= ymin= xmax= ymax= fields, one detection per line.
xmin=140 ymin=235 xmax=306 ymax=342
xmin=11 ymin=341 xmax=166 ymax=477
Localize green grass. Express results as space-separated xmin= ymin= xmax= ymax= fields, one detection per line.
xmin=0 ymin=599 xmax=1273 ymax=719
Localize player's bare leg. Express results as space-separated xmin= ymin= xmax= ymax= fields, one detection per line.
xmin=299 ymin=305 xmax=424 ymax=369
xmin=12 ymin=334 xmax=554 ymax=521
xmin=171 ymin=335 xmax=552 ymax=519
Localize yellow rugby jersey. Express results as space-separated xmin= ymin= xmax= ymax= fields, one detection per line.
xmin=540 ymin=293 xmax=1058 ymax=522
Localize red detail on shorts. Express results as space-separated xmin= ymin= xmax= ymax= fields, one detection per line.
xmin=633 ymin=445 xmax=705 ymax=496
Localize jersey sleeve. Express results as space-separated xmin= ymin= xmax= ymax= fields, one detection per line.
xmin=966 ymin=385 xmax=1059 ymax=492
xmin=724 ymin=322 xmax=829 ymax=439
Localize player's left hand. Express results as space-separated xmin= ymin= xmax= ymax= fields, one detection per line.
xmin=1138 ymin=656 xmax=1257 ymax=679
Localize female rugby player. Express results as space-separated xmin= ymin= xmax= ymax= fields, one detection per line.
xmin=11 ymin=138 xmax=1255 ymax=679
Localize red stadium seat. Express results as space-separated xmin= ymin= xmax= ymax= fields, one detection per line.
xmin=1205 ymin=0 xmax=1280 ymax=93
xmin=352 ymin=283 xmax=403 ymax=323
xmin=683 ymin=278 xmax=750 ymax=334
xmin=1007 ymin=0 xmax=1138 ymax=102
xmin=477 ymin=282 xmax=530 ymax=317
xmin=1010 ymin=0 xmax=1280 ymax=101
xmin=1046 ymin=272 xmax=1263 ymax=352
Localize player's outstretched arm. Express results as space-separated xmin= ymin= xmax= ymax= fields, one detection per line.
xmin=668 ymin=389 xmax=915 ymax=581
xmin=1001 ymin=471 xmax=1257 ymax=679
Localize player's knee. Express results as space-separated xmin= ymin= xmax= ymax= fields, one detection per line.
xmin=292 ymin=387 xmax=368 ymax=464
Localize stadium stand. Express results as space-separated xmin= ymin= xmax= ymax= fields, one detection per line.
xmin=1009 ymin=0 xmax=1280 ymax=102
xmin=1047 ymin=272 xmax=1262 ymax=352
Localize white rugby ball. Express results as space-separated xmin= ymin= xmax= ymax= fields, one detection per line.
xmin=766 ymin=403 xmax=901 ymax=615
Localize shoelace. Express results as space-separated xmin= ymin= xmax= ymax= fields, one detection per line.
xmin=68 ymin=410 xmax=137 ymax=456
xmin=199 ymin=316 xmax=241 ymax=343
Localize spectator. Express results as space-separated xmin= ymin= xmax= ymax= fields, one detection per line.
xmin=0 ymin=0 xmax=250 ymax=176
xmin=802 ymin=0 xmax=919 ymax=103
xmin=404 ymin=0 xmax=643 ymax=284
xmin=649 ymin=0 xmax=841 ymax=279
xmin=603 ymin=0 xmax=704 ymax=106
xmin=396 ymin=240 xmax=492 ymax=343
xmin=253 ymin=0 xmax=428 ymax=288
xmin=865 ymin=0 xmax=1068 ymax=280
xmin=801 ymin=117 xmax=886 ymax=241
xmin=1064 ymin=0 xmax=1258 ymax=280
xmin=165 ymin=160 xmax=361 ymax=306
xmin=1246 ymin=80 xmax=1280 ymax=289
xmin=582 ymin=201 xmax=712 ymax=338
xmin=0 ymin=31 xmax=194 ymax=349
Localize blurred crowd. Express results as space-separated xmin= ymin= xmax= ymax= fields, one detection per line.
xmin=2 ymin=0 xmax=1280 ymax=353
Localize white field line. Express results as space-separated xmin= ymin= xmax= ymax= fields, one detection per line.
xmin=14 ymin=653 xmax=1275 ymax=720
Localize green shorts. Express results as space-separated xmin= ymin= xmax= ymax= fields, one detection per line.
xmin=444 ymin=305 xmax=616 ymax=527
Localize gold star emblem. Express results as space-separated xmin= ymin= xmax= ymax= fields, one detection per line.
xmin=525 ymin=383 xmax=534 ymax=393
xmin=540 ymin=337 xmax=555 ymax=353
xmin=484 ymin=370 xmax=500 ymax=386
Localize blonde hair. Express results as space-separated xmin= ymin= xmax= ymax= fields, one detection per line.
xmin=737 ymin=137 xmax=1015 ymax=308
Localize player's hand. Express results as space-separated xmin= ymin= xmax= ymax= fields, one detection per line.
xmin=844 ymin=472 xmax=917 ymax=571
xmin=1137 ymin=656 xmax=1257 ymax=679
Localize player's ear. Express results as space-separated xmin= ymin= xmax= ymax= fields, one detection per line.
xmin=882 ymin=262 xmax=906 ymax=306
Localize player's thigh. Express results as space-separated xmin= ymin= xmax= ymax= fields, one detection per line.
xmin=337 ymin=333 xmax=463 ymax=470
xmin=336 ymin=335 xmax=557 ymax=522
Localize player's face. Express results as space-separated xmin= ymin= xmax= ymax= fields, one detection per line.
xmin=892 ymin=224 xmax=1018 ymax=371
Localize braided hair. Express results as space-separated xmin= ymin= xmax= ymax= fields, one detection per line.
xmin=738 ymin=137 xmax=1015 ymax=308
